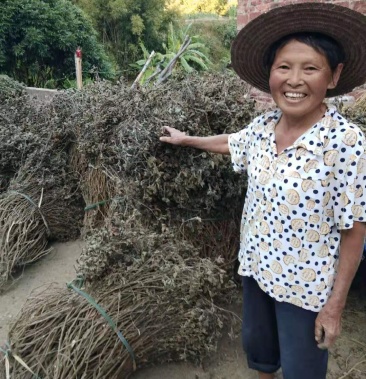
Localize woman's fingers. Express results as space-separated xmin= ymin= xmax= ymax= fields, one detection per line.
xmin=161 ymin=125 xmax=174 ymax=134
xmin=160 ymin=126 xmax=174 ymax=143
xmin=159 ymin=135 xmax=171 ymax=143
xmin=159 ymin=126 xmax=186 ymax=144
xmin=314 ymin=320 xmax=324 ymax=344
xmin=318 ymin=330 xmax=335 ymax=350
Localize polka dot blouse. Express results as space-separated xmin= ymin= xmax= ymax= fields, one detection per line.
xmin=228 ymin=106 xmax=366 ymax=311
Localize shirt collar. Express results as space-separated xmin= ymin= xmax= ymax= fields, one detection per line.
xmin=261 ymin=106 xmax=338 ymax=157
xmin=259 ymin=110 xmax=280 ymax=139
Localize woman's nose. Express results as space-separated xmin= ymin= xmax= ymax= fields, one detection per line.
xmin=286 ymin=69 xmax=304 ymax=87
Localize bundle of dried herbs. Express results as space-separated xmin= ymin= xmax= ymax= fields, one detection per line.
xmin=0 ymin=185 xmax=50 ymax=290
xmin=78 ymin=197 xmax=240 ymax=282
xmin=343 ymin=93 xmax=366 ymax=134
xmin=0 ymin=168 xmax=83 ymax=291
xmin=0 ymin=75 xmax=25 ymax=105
xmin=0 ymin=88 xmax=80 ymax=194
xmin=71 ymin=73 xmax=253 ymax=266
xmin=74 ymin=73 xmax=253 ymax=221
xmin=3 ymin=249 xmax=235 ymax=379
xmin=0 ymin=92 xmax=84 ymax=289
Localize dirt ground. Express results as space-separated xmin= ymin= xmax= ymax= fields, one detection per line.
xmin=0 ymin=240 xmax=365 ymax=379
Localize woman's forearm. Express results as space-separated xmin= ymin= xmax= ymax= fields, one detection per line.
xmin=180 ymin=134 xmax=230 ymax=155
xmin=160 ymin=128 xmax=230 ymax=155
xmin=327 ymin=221 xmax=366 ymax=309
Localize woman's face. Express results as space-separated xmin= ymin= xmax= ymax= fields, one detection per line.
xmin=269 ymin=40 xmax=343 ymax=121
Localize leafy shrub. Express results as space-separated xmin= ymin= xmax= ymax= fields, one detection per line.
xmin=0 ymin=0 xmax=115 ymax=87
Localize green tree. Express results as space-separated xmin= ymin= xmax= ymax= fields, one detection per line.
xmin=0 ymin=0 xmax=114 ymax=87
xmin=73 ymin=0 xmax=179 ymax=75
xmin=168 ymin=0 xmax=237 ymax=16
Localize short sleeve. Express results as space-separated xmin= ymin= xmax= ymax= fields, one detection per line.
xmin=332 ymin=127 xmax=366 ymax=230
xmin=228 ymin=122 xmax=252 ymax=173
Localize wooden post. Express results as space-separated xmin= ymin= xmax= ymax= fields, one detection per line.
xmin=156 ymin=36 xmax=191 ymax=85
xmin=75 ymin=47 xmax=83 ymax=90
xmin=131 ymin=50 xmax=155 ymax=89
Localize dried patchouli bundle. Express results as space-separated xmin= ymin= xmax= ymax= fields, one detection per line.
xmin=343 ymin=92 xmax=366 ymax=134
xmin=74 ymin=72 xmax=253 ymax=220
xmin=4 ymin=249 xmax=234 ymax=379
xmin=73 ymin=73 xmax=253 ymax=268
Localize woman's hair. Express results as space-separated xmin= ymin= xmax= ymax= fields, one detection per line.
xmin=264 ymin=32 xmax=346 ymax=73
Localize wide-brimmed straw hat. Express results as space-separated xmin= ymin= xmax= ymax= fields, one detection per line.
xmin=231 ymin=2 xmax=366 ymax=97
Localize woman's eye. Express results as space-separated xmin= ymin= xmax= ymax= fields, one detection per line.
xmin=305 ymin=66 xmax=317 ymax=71
xmin=278 ymin=65 xmax=289 ymax=69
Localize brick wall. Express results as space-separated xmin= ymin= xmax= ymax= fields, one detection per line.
xmin=237 ymin=0 xmax=366 ymax=30
xmin=236 ymin=0 xmax=366 ymax=106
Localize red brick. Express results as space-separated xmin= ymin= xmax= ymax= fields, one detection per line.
xmin=237 ymin=14 xmax=250 ymax=29
xmin=237 ymin=3 xmax=248 ymax=12
xmin=332 ymin=0 xmax=350 ymax=5
xmin=257 ymin=3 xmax=272 ymax=12
xmin=333 ymin=1 xmax=352 ymax=8
xmin=237 ymin=0 xmax=366 ymax=28
xmin=249 ymin=11 xmax=262 ymax=21
xmin=353 ymin=1 xmax=366 ymax=14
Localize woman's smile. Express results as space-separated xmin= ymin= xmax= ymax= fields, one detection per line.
xmin=284 ymin=92 xmax=307 ymax=101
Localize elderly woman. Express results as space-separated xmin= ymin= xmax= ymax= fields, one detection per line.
xmin=160 ymin=3 xmax=366 ymax=379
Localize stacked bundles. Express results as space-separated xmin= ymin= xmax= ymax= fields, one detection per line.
xmin=0 ymin=84 xmax=84 ymax=290
xmin=1 ymin=72 xmax=254 ymax=376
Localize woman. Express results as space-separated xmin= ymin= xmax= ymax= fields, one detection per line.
xmin=160 ymin=3 xmax=366 ymax=379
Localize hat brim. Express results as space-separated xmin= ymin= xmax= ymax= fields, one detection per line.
xmin=231 ymin=3 xmax=366 ymax=98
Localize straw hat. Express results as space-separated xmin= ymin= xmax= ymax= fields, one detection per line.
xmin=231 ymin=2 xmax=366 ymax=97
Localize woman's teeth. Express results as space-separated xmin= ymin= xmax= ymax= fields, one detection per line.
xmin=285 ymin=92 xmax=306 ymax=99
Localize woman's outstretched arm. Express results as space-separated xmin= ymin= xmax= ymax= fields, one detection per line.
xmin=160 ymin=126 xmax=230 ymax=155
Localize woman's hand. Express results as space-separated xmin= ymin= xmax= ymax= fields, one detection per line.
xmin=314 ymin=302 xmax=342 ymax=349
xmin=315 ymin=222 xmax=366 ymax=349
xmin=159 ymin=126 xmax=187 ymax=146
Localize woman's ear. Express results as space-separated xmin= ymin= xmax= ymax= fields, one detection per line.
xmin=328 ymin=63 xmax=344 ymax=89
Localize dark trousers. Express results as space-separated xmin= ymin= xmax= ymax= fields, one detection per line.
xmin=242 ymin=276 xmax=328 ymax=379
